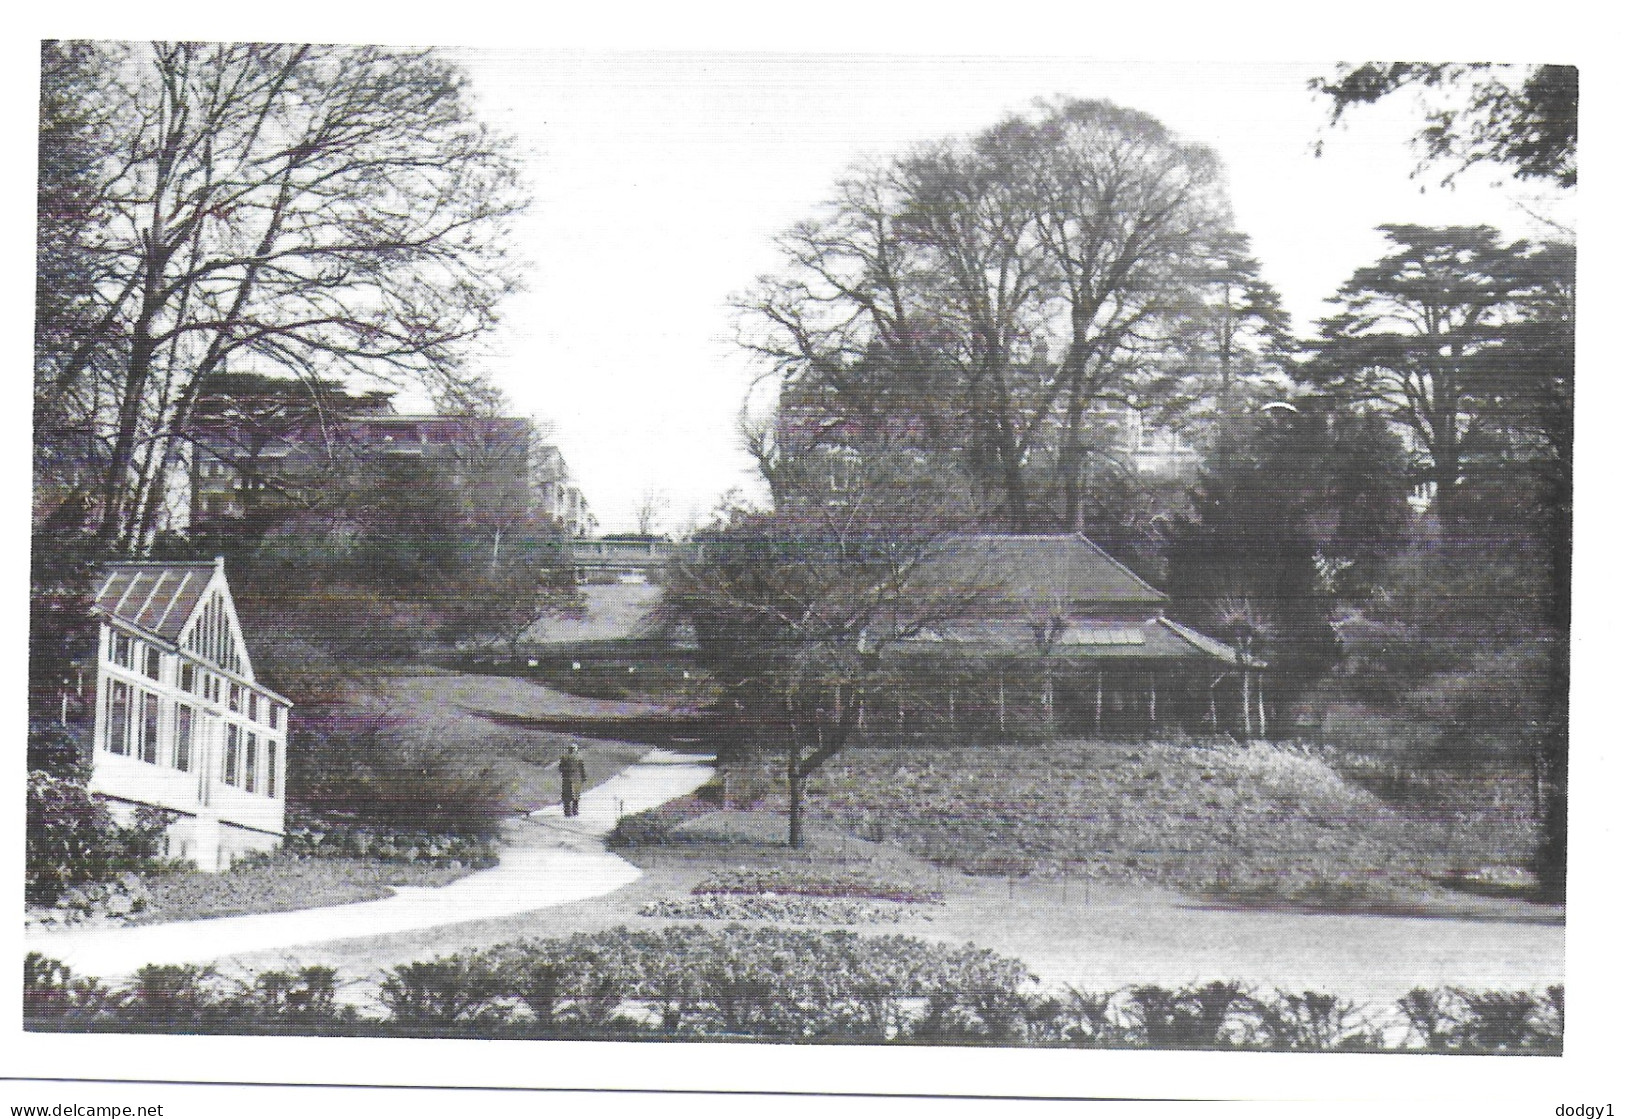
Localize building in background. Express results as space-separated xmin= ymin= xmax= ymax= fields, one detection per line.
xmin=1074 ymin=405 xmax=1202 ymax=483
xmin=186 ymin=380 xmax=595 ymax=538
xmin=772 ymin=373 xmax=1204 ymax=517
xmin=533 ymin=445 xmax=599 ymax=539
xmin=88 ymin=558 xmax=290 ymax=871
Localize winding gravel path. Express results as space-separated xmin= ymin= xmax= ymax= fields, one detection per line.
xmin=25 ymin=748 xmax=714 ymax=981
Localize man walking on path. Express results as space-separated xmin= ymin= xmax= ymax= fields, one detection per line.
xmin=559 ymin=743 xmax=587 ymax=817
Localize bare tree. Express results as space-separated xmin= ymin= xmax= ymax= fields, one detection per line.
xmin=669 ymin=454 xmax=983 ymax=848
xmin=1019 ymin=99 xmax=1237 ymax=529
xmin=735 ymin=98 xmax=1251 ymax=533
xmin=633 ymin=486 xmax=670 ymax=536
xmin=735 ymin=163 xmax=970 ymax=506
xmin=895 ymin=126 xmax=1059 ymax=530
xmin=35 ymin=41 xmax=527 ymax=553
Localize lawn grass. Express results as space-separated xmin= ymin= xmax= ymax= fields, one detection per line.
xmin=710 ymin=737 xmax=1541 ymax=909
xmin=131 ymin=854 xmax=474 ymax=926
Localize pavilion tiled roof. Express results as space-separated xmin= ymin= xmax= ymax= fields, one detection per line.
xmin=93 ymin=560 xmax=219 ymax=643
xmin=923 ymin=534 xmax=1168 ymax=611
xmin=899 ymin=535 xmax=1257 ymax=665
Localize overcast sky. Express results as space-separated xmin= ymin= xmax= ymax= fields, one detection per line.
xmin=441 ymin=52 xmax=1572 ymax=535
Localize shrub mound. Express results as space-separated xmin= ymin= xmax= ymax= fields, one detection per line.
xmin=772 ymin=739 xmax=1539 ymax=905
xmin=288 ymin=711 xmax=513 ymax=837
xmin=27 ymin=770 xmax=178 ymax=907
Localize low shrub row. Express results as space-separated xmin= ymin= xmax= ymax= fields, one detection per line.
xmin=24 ymin=954 xmax=357 ymax=1031
xmin=408 ymin=927 xmax=1034 ymax=1040
xmin=25 ymin=928 xmax=1563 ymax=1052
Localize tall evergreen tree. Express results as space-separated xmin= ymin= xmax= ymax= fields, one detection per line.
xmin=1310 ymin=225 xmax=1568 ymax=525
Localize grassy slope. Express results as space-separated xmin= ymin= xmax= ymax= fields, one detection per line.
xmin=719 ymin=738 xmax=1539 ymax=907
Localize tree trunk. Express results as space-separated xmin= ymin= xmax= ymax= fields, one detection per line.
xmin=787 ymin=724 xmax=805 ymax=849
xmin=788 ymin=765 xmax=805 ymax=849
xmin=1001 ymin=456 xmax=1030 ymax=533
xmin=97 ymin=333 xmax=157 ymax=548
xmin=1059 ymin=398 xmax=1089 ymax=532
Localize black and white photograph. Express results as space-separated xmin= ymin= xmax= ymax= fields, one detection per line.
xmin=7 ymin=5 xmax=1609 ymax=1113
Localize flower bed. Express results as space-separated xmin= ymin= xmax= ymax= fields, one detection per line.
xmin=639 ymin=894 xmax=925 ymax=925
xmin=691 ymin=867 xmax=944 ymax=905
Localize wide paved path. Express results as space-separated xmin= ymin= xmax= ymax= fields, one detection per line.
xmin=25 ymin=749 xmax=713 ymax=981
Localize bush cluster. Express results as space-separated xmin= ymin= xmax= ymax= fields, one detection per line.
xmin=287 ymin=711 xmax=513 ymax=838
xmin=26 ymin=770 xmax=178 ymax=907
xmin=28 ymin=875 xmax=155 ymax=928
xmin=25 ymin=931 xmax=1563 ymax=1053
xmin=27 ymin=721 xmax=87 ymax=776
